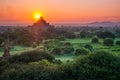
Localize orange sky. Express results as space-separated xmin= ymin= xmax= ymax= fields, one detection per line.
xmin=0 ymin=0 xmax=120 ymax=25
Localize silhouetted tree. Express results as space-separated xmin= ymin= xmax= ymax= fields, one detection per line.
xmin=96 ymin=31 xmax=115 ymax=39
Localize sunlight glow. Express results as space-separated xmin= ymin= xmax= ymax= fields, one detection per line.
xmin=35 ymin=13 xmax=41 ymax=20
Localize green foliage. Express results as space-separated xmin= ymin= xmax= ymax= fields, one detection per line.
xmin=43 ymin=39 xmax=63 ymax=52
xmin=0 ymin=64 xmax=61 ymax=80
xmin=116 ymin=40 xmax=120 ymax=45
xmin=52 ymin=48 xmax=62 ymax=55
xmin=8 ymin=50 xmax=55 ymax=63
xmin=29 ymin=59 xmax=55 ymax=66
xmin=0 ymin=59 xmax=8 ymax=66
xmin=1 ymin=51 xmax=120 ymax=80
xmin=91 ymin=37 xmax=99 ymax=43
xmin=73 ymin=51 xmax=120 ymax=80
xmin=64 ymin=42 xmax=71 ymax=46
xmin=53 ymin=59 xmax=62 ymax=64
xmin=63 ymin=47 xmax=74 ymax=54
xmin=0 ymin=59 xmax=9 ymax=74
xmin=56 ymin=36 xmax=65 ymax=41
xmin=0 ymin=37 xmax=4 ymax=45
xmin=103 ymin=38 xmax=114 ymax=46
xmin=0 ymin=29 xmax=36 ymax=47
xmin=96 ymin=31 xmax=115 ymax=39
xmin=58 ymin=62 xmax=74 ymax=80
xmin=80 ymin=31 xmax=87 ymax=38
xmin=63 ymin=42 xmax=74 ymax=54
xmin=75 ymin=48 xmax=90 ymax=56
xmin=84 ymin=44 xmax=94 ymax=51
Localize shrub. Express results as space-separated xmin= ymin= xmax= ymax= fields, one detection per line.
xmin=1 ymin=51 xmax=120 ymax=80
xmin=8 ymin=50 xmax=55 ymax=64
xmin=96 ymin=31 xmax=115 ymax=39
xmin=72 ymin=51 xmax=120 ymax=80
xmin=63 ymin=47 xmax=74 ymax=54
xmin=53 ymin=59 xmax=62 ymax=64
xmin=52 ymin=48 xmax=62 ymax=55
xmin=103 ymin=38 xmax=114 ymax=46
xmin=57 ymin=36 xmax=65 ymax=41
xmin=116 ymin=40 xmax=120 ymax=45
xmin=64 ymin=42 xmax=71 ymax=46
xmin=58 ymin=62 xmax=74 ymax=80
xmin=91 ymin=37 xmax=99 ymax=43
xmin=0 ymin=64 xmax=62 ymax=80
xmin=29 ymin=59 xmax=54 ymax=66
xmin=84 ymin=44 xmax=94 ymax=51
xmin=0 ymin=59 xmax=9 ymax=74
xmin=75 ymin=48 xmax=90 ymax=56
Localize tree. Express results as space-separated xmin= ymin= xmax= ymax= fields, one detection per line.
xmin=52 ymin=48 xmax=62 ymax=55
xmin=75 ymin=48 xmax=89 ymax=56
xmin=116 ymin=40 xmax=120 ymax=45
xmin=73 ymin=51 xmax=120 ymax=80
xmin=103 ymin=38 xmax=114 ymax=46
xmin=84 ymin=44 xmax=94 ymax=51
xmin=0 ymin=28 xmax=36 ymax=58
xmin=79 ymin=31 xmax=87 ymax=38
xmin=0 ymin=29 xmax=14 ymax=58
xmin=91 ymin=37 xmax=99 ymax=43
xmin=97 ymin=31 xmax=115 ymax=39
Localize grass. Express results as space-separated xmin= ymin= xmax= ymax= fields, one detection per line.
xmin=0 ymin=38 xmax=120 ymax=61
xmin=0 ymin=46 xmax=42 ymax=57
xmin=55 ymin=54 xmax=75 ymax=62
xmin=62 ymin=38 xmax=120 ymax=57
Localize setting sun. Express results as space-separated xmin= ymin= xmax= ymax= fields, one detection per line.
xmin=35 ymin=13 xmax=41 ymax=20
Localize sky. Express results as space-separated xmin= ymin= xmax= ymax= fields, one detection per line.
xmin=0 ymin=0 xmax=120 ymax=25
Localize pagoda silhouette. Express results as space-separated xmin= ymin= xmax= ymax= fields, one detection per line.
xmin=29 ymin=17 xmax=54 ymax=42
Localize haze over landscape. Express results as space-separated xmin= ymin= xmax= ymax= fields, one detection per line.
xmin=0 ymin=0 xmax=120 ymax=25
xmin=1 ymin=0 xmax=120 ymax=80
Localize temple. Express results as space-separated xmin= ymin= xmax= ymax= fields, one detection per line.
xmin=28 ymin=17 xmax=54 ymax=42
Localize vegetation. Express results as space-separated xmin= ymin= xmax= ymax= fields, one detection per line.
xmin=91 ymin=37 xmax=99 ymax=43
xmin=0 ymin=23 xmax=120 ymax=80
xmin=75 ymin=48 xmax=90 ymax=56
xmin=96 ymin=31 xmax=115 ymax=39
xmin=0 ymin=51 xmax=120 ymax=80
xmin=72 ymin=51 xmax=120 ymax=80
xmin=116 ymin=40 xmax=120 ymax=45
xmin=103 ymin=38 xmax=114 ymax=46
xmin=8 ymin=50 xmax=55 ymax=63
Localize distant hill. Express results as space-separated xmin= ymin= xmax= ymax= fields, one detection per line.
xmin=86 ymin=21 xmax=120 ymax=27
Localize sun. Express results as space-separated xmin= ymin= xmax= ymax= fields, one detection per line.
xmin=35 ymin=13 xmax=41 ymax=20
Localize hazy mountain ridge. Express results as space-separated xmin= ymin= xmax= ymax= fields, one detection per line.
xmin=86 ymin=21 xmax=120 ymax=27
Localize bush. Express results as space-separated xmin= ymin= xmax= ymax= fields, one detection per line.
xmin=0 ymin=64 xmax=62 ymax=80
xmin=75 ymin=48 xmax=90 ymax=56
xmin=91 ymin=37 xmax=99 ymax=43
xmin=0 ymin=59 xmax=9 ymax=75
xmin=1 ymin=51 xmax=120 ymax=80
xmin=96 ymin=31 xmax=115 ymax=39
xmin=116 ymin=40 xmax=120 ymax=45
xmin=8 ymin=50 xmax=55 ymax=64
xmin=53 ymin=59 xmax=62 ymax=64
xmin=84 ymin=44 xmax=94 ymax=51
xmin=63 ymin=47 xmax=74 ymax=54
xmin=73 ymin=51 xmax=120 ymax=80
xmin=52 ymin=48 xmax=62 ymax=55
xmin=64 ymin=42 xmax=71 ymax=46
xmin=103 ymin=38 xmax=114 ymax=46
xmin=56 ymin=36 xmax=65 ymax=41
